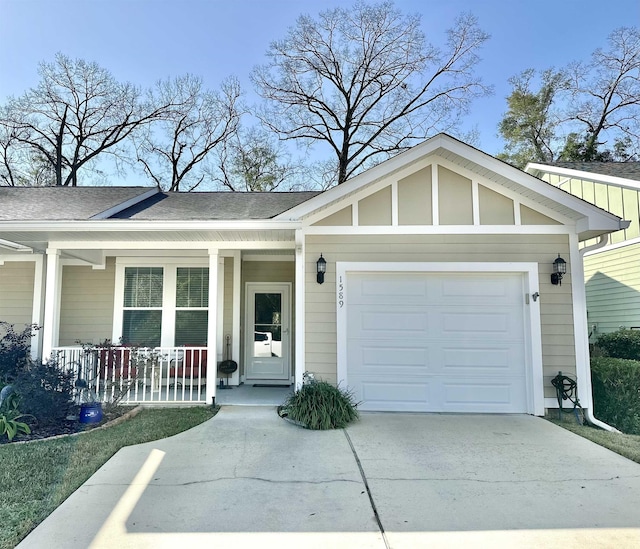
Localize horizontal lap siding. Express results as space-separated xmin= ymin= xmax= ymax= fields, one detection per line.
xmin=584 ymin=245 xmax=640 ymax=333
xmin=304 ymin=234 xmax=574 ymax=396
xmin=0 ymin=261 xmax=35 ymax=327
xmin=59 ymin=259 xmax=116 ymax=345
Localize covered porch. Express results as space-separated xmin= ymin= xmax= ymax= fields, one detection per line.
xmin=1 ymin=220 xmax=308 ymax=405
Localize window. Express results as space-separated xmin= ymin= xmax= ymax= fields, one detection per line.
xmin=118 ymin=265 xmax=209 ymax=347
xmin=175 ymin=267 xmax=208 ymax=346
xmin=122 ymin=267 xmax=163 ymax=346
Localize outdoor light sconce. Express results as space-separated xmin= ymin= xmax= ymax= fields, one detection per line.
xmin=316 ymin=254 xmax=326 ymax=284
xmin=551 ymin=254 xmax=567 ymax=286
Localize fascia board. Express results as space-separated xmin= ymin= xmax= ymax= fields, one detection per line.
xmin=89 ymin=188 xmax=160 ymax=219
xmin=0 ymin=219 xmax=302 ymax=232
xmin=525 ymin=163 xmax=640 ymax=190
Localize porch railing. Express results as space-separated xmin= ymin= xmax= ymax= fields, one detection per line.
xmin=52 ymin=346 xmax=208 ymax=404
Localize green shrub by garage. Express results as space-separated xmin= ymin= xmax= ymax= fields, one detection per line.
xmin=591 ymin=356 xmax=640 ymax=435
xmin=595 ymin=329 xmax=640 ymax=361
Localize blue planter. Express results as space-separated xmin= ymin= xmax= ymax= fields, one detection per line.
xmin=79 ymin=402 xmax=103 ymax=424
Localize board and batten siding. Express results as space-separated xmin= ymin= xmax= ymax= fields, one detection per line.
xmin=542 ymin=173 xmax=640 ymax=245
xmin=304 ymin=234 xmax=573 ymax=400
xmin=0 ymin=261 xmax=35 ymax=327
xmin=59 ymin=259 xmax=116 ymax=345
xmin=584 ymin=244 xmax=640 ymax=334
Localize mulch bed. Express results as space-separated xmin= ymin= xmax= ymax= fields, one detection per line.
xmin=1 ymin=405 xmax=137 ymax=445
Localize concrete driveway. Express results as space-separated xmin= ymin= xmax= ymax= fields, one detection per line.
xmin=17 ymin=407 xmax=640 ymax=549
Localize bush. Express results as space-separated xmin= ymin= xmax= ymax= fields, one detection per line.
xmin=0 ymin=322 xmax=39 ymax=383
xmin=280 ymin=379 xmax=359 ymax=430
xmin=591 ymin=356 xmax=640 ymax=435
xmin=13 ymin=360 xmax=76 ymax=427
xmin=595 ymin=329 xmax=640 ymax=361
xmin=0 ymin=322 xmax=75 ymax=429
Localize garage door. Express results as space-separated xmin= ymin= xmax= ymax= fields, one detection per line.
xmin=346 ymin=272 xmax=529 ymax=413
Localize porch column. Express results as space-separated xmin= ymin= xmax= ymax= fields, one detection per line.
xmin=231 ymin=250 xmax=241 ymax=385
xmin=41 ymin=248 xmax=62 ymax=362
xmin=206 ymin=249 xmax=219 ymax=405
xmin=31 ymin=254 xmax=45 ymax=358
xmin=294 ymin=230 xmax=305 ymax=388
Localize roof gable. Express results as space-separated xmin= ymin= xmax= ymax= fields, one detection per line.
xmin=280 ymin=134 xmax=626 ymax=240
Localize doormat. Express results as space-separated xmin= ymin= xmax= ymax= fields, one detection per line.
xmin=252 ymin=384 xmax=292 ymax=388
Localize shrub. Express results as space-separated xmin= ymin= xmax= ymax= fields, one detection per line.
xmin=0 ymin=322 xmax=39 ymax=383
xmin=0 ymin=322 xmax=75 ymax=429
xmin=0 ymin=390 xmax=31 ymax=442
xmin=13 ymin=359 xmax=76 ymax=428
xmin=281 ymin=379 xmax=359 ymax=430
xmin=591 ymin=356 xmax=640 ymax=435
xmin=595 ymin=329 xmax=640 ymax=361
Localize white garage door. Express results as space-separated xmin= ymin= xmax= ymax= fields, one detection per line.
xmin=346 ymin=272 xmax=529 ymax=413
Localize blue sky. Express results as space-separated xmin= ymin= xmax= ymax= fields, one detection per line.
xmin=1 ymin=0 xmax=638 ymax=183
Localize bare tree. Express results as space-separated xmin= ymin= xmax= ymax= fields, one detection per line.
xmin=137 ymin=75 xmax=242 ymax=191
xmin=214 ymin=127 xmax=303 ymax=191
xmin=563 ymin=26 xmax=640 ymax=161
xmin=252 ymin=1 xmax=491 ymax=185
xmin=0 ymin=53 xmax=173 ymax=186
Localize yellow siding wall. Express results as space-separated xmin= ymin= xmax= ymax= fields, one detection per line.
xmin=584 ymin=244 xmax=640 ymax=334
xmin=59 ymin=259 xmax=116 ymax=345
xmin=521 ymin=205 xmax=561 ymax=225
xmin=0 ymin=261 xmax=35 ymax=327
xmin=398 ymin=166 xmax=432 ymax=225
xmin=304 ymin=234 xmax=573 ymax=399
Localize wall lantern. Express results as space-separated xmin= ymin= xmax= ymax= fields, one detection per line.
xmin=551 ymin=254 xmax=567 ymax=286
xmin=316 ymin=254 xmax=327 ymax=284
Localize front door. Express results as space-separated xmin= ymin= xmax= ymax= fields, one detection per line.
xmin=245 ymin=283 xmax=291 ymax=383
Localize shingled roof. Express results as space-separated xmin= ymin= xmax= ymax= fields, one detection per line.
xmin=542 ymin=162 xmax=640 ymax=181
xmin=0 ymin=187 xmax=322 ymax=221
xmin=111 ymin=191 xmax=322 ymax=220
xmin=0 ymin=187 xmax=154 ymax=221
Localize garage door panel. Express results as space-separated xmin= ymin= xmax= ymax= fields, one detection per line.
xmin=442 ymin=380 xmax=527 ymax=413
xmin=346 ymin=271 xmax=530 ymax=413
xmin=356 ymin=380 xmax=433 ymax=412
xmin=441 ymin=346 xmax=522 ymax=374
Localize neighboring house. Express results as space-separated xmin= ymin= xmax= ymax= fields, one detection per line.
xmin=525 ymin=162 xmax=640 ymax=338
xmin=0 ymin=135 xmax=628 ymax=417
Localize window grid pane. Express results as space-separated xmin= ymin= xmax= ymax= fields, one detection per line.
xmin=124 ymin=267 xmax=163 ymax=308
xmin=176 ymin=268 xmax=209 ymax=308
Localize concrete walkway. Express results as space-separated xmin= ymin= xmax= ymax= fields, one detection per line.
xmin=17 ymin=408 xmax=640 ymax=548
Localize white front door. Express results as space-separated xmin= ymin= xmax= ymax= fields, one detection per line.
xmin=245 ymin=283 xmax=291 ymax=383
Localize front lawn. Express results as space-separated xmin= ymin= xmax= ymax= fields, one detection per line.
xmin=0 ymin=406 xmax=216 ymax=549
xmin=549 ymin=417 xmax=640 ymax=464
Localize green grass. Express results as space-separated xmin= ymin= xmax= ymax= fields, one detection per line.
xmin=549 ymin=417 xmax=640 ymax=464
xmin=0 ymin=406 xmax=216 ymax=549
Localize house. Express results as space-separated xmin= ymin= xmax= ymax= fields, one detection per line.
xmin=525 ymin=162 xmax=640 ymax=338
xmin=0 ymin=135 xmax=628 ymax=418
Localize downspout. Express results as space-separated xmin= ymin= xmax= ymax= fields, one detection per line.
xmin=579 ymin=234 xmax=621 ymax=433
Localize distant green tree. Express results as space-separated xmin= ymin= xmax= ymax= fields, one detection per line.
xmin=498 ymin=26 xmax=639 ymax=167
xmin=497 ymin=69 xmax=567 ymax=168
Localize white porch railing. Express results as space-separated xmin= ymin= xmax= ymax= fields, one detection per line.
xmin=52 ymin=346 xmax=208 ymax=404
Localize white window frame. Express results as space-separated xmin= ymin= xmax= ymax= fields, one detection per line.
xmin=114 ymin=258 xmax=209 ymax=347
